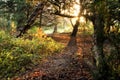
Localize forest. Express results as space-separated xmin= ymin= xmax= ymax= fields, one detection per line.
xmin=0 ymin=0 xmax=120 ymax=80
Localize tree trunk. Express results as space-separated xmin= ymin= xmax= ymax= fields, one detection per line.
xmin=92 ymin=14 xmax=110 ymax=80
xmin=39 ymin=9 xmax=43 ymax=27
xmin=71 ymin=19 xmax=80 ymax=37
xmin=71 ymin=0 xmax=82 ymax=37
xmin=53 ymin=25 xmax=57 ymax=33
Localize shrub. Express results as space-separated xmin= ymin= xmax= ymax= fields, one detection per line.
xmin=0 ymin=30 xmax=64 ymax=79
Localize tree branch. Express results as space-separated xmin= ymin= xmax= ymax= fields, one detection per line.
xmin=52 ymin=12 xmax=77 ymax=18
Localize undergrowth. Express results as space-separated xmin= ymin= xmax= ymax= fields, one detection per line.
xmin=0 ymin=30 xmax=64 ymax=79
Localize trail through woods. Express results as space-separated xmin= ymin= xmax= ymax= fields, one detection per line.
xmin=13 ymin=34 xmax=93 ymax=80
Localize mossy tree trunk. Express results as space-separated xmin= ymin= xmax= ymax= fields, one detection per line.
xmin=92 ymin=14 xmax=110 ymax=80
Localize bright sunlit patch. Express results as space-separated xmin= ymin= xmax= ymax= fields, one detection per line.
xmin=73 ymin=2 xmax=80 ymax=16
xmin=71 ymin=16 xmax=86 ymax=25
xmin=71 ymin=18 xmax=78 ymax=25
xmin=70 ymin=0 xmax=80 ymax=25
xmin=80 ymin=16 xmax=85 ymax=23
xmin=61 ymin=0 xmax=85 ymax=27
xmin=61 ymin=0 xmax=80 ymax=16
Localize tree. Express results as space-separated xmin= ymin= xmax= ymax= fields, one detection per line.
xmin=16 ymin=1 xmax=46 ymax=37
xmin=83 ymin=0 xmax=120 ymax=79
xmin=0 ymin=0 xmax=32 ymax=34
xmin=0 ymin=0 xmax=16 ymax=32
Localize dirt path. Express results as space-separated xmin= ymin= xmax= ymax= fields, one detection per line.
xmin=13 ymin=34 xmax=93 ymax=80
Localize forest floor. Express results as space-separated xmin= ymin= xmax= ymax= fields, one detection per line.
xmin=13 ymin=33 xmax=93 ymax=80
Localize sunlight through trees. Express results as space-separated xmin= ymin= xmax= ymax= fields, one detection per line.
xmin=0 ymin=0 xmax=119 ymax=79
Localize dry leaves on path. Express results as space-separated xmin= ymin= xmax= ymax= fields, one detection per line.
xmin=13 ymin=34 xmax=93 ymax=80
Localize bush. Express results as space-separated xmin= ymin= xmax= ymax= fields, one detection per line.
xmin=0 ymin=30 xmax=64 ymax=79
